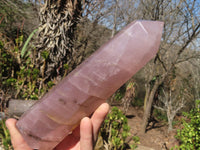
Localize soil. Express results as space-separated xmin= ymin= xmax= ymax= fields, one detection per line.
xmin=117 ymin=106 xmax=180 ymax=150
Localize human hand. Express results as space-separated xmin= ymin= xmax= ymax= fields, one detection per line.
xmin=6 ymin=103 xmax=109 ymax=150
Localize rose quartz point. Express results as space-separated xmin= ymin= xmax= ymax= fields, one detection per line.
xmin=16 ymin=20 xmax=164 ymax=150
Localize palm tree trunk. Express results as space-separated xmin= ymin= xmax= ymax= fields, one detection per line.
xmin=35 ymin=0 xmax=82 ymax=81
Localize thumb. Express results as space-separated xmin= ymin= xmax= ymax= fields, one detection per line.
xmin=6 ymin=118 xmax=32 ymax=150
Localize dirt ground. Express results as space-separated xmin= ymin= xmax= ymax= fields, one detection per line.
xmin=117 ymin=106 xmax=179 ymax=150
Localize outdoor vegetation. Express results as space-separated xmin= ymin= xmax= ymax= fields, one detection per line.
xmin=0 ymin=0 xmax=200 ymax=150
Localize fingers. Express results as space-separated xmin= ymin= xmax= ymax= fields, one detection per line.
xmin=91 ymin=103 xmax=109 ymax=141
xmin=54 ymin=103 xmax=110 ymax=150
xmin=6 ymin=118 xmax=32 ymax=150
xmin=80 ymin=117 xmax=93 ymax=150
xmin=54 ymin=125 xmax=81 ymax=150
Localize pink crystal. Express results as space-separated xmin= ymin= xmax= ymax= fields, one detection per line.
xmin=16 ymin=20 xmax=164 ymax=150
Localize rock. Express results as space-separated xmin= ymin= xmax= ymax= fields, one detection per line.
xmin=8 ymin=99 xmax=37 ymax=117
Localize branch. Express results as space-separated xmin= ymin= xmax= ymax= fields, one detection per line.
xmin=153 ymin=105 xmax=166 ymax=112
xmin=174 ymin=98 xmax=186 ymax=112
xmin=177 ymin=23 xmax=200 ymax=56
xmin=154 ymin=53 xmax=167 ymax=72
xmin=167 ymin=23 xmax=200 ymax=72
xmin=176 ymin=54 xmax=200 ymax=64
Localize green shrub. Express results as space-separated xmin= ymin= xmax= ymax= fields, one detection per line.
xmin=0 ymin=32 xmax=49 ymax=100
xmin=100 ymin=107 xmax=139 ymax=150
xmin=0 ymin=120 xmax=12 ymax=150
xmin=132 ymin=97 xmax=144 ymax=107
xmin=114 ymin=89 xmax=125 ymax=102
xmin=154 ymin=108 xmax=168 ymax=122
xmin=175 ymin=100 xmax=200 ymax=149
xmin=0 ymin=43 xmax=15 ymax=83
xmin=131 ymin=136 xmax=140 ymax=149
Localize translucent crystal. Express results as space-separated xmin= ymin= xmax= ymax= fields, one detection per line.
xmin=16 ymin=20 xmax=164 ymax=150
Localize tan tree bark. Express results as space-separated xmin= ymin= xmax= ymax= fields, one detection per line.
xmin=35 ymin=0 xmax=82 ymax=82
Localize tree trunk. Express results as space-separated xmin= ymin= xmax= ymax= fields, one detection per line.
xmin=35 ymin=0 xmax=82 ymax=81
xmin=141 ymin=79 xmax=163 ymax=133
xmin=168 ymin=117 xmax=173 ymax=132
xmin=167 ymin=110 xmax=176 ymax=132
xmin=111 ymin=0 xmax=118 ymax=38
xmin=144 ymin=83 xmax=150 ymax=112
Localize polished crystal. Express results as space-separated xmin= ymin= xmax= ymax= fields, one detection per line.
xmin=16 ymin=20 xmax=164 ymax=150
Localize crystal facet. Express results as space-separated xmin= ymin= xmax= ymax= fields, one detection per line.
xmin=16 ymin=20 xmax=164 ymax=150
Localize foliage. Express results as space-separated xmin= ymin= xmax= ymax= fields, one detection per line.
xmin=0 ymin=0 xmax=38 ymax=39
xmin=131 ymin=136 xmax=140 ymax=149
xmin=175 ymin=100 xmax=200 ymax=149
xmin=0 ymin=120 xmax=12 ymax=150
xmin=112 ymin=86 xmax=126 ymax=102
xmin=0 ymin=32 xmax=50 ymax=101
xmin=153 ymin=108 xmax=168 ymax=122
xmin=132 ymin=97 xmax=144 ymax=107
xmin=114 ymin=91 xmax=124 ymax=101
xmin=0 ymin=38 xmax=17 ymax=93
xmin=100 ymin=107 xmax=139 ymax=150
xmin=21 ymin=29 xmax=38 ymax=58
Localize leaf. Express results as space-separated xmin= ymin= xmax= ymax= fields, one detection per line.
xmin=21 ymin=29 xmax=38 ymax=58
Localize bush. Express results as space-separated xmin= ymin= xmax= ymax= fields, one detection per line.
xmin=99 ymin=107 xmax=139 ymax=150
xmin=0 ymin=32 xmax=49 ymax=100
xmin=0 ymin=120 xmax=12 ymax=150
xmin=175 ymin=100 xmax=200 ymax=149
xmin=153 ymin=109 xmax=168 ymax=122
